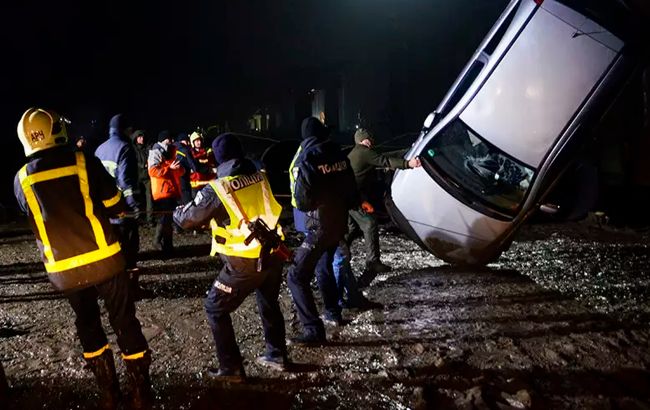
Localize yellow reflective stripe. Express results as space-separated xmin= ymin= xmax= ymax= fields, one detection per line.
xmin=177 ymin=151 xmax=186 ymax=157
xmin=76 ymin=152 xmax=108 ymax=248
xmin=122 ymin=350 xmax=146 ymax=360
xmin=44 ymin=241 xmax=121 ymax=273
xmin=102 ymin=191 xmax=122 ymax=208
xmin=20 ymin=165 xmax=78 ymax=185
xmin=19 ymin=166 xmax=56 ymax=264
xmin=260 ymin=172 xmax=274 ymax=217
xmin=83 ymin=344 xmax=110 ymax=359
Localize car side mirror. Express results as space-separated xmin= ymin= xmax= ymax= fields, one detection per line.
xmin=539 ymin=203 xmax=560 ymax=215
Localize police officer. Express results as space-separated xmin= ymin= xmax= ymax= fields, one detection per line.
xmin=14 ymin=108 xmax=152 ymax=409
xmin=95 ymin=114 xmax=144 ymax=293
xmin=173 ymin=133 xmax=289 ymax=381
xmin=288 ymin=117 xmax=360 ymax=344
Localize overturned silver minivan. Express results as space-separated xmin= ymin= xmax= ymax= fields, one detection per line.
xmin=388 ymin=0 xmax=647 ymax=265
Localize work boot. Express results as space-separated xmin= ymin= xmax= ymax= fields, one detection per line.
xmin=256 ymin=354 xmax=290 ymax=371
xmin=342 ymin=295 xmax=383 ymax=311
xmin=206 ymin=364 xmax=246 ymax=383
xmin=321 ymin=312 xmax=345 ymax=327
xmin=85 ymin=349 xmax=121 ymax=410
xmin=287 ymin=332 xmax=327 ymax=347
xmin=124 ymin=352 xmax=154 ymax=410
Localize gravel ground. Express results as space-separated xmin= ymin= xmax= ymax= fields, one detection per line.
xmin=1 ymin=219 xmax=649 ymax=409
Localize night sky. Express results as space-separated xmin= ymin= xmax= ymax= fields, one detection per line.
xmin=3 ymin=0 xmax=510 ymax=208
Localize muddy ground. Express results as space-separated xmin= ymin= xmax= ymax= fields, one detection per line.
xmin=1 ymin=218 xmax=649 ymax=409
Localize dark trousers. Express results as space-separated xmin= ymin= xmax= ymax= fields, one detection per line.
xmin=67 ymin=271 xmax=148 ymax=357
xmin=154 ymin=197 xmax=177 ymax=252
xmin=347 ymin=209 xmax=380 ymax=264
xmin=115 ymin=220 xmax=140 ymax=269
xmin=204 ymin=256 xmax=286 ymax=371
xmin=287 ymin=232 xmax=341 ymax=337
xmin=140 ymin=180 xmax=154 ymax=225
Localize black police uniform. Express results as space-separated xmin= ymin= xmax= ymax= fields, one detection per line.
xmin=288 ymin=117 xmax=360 ymax=341
xmin=173 ymin=156 xmax=287 ymax=374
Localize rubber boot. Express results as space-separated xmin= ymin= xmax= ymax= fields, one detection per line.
xmin=85 ymin=350 xmax=121 ymax=410
xmin=124 ymin=352 xmax=153 ymax=410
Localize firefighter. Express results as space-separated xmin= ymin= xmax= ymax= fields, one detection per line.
xmin=173 ymin=133 xmax=289 ymax=381
xmin=95 ymin=114 xmax=145 ymax=295
xmin=189 ymin=131 xmax=217 ymax=197
xmin=287 ymin=117 xmax=360 ymax=344
xmin=14 ymin=108 xmax=152 ymax=409
xmin=148 ymin=130 xmax=184 ymax=254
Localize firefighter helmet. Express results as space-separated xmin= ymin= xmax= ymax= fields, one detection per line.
xmin=17 ymin=108 xmax=69 ymax=156
xmin=190 ymin=131 xmax=203 ymax=146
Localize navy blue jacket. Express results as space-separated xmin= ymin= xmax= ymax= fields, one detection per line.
xmin=95 ymin=129 xmax=141 ymax=219
xmin=292 ymin=119 xmax=360 ymax=239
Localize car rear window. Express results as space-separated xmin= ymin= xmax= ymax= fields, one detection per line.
xmin=421 ymin=119 xmax=535 ymax=218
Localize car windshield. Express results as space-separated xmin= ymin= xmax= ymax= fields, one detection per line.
xmin=421 ymin=119 xmax=535 ymax=217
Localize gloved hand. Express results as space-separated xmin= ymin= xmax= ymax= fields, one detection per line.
xmin=361 ymin=201 xmax=374 ymax=214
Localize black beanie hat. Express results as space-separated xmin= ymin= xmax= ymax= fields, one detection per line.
xmin=212 ymin=133 xmax=244 ymax=164
xmin=157 ymin=130 xmax=171 ymax=142
xmin=301 ymin=117 xmax=329 ymax=140
xmin=176 ymin=132 xmax=189 ymax=143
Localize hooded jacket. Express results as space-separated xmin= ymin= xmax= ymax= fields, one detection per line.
xmin=130 ymin=130 xmax=151 ymax=183
xmin=95 ymin=119 xmax=141 ymax=221
xmin=290 ymin=117 xmax=360 ymax=238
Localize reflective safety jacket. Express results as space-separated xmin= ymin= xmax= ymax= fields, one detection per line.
xmin=173 ymin=158 xmax=282 ymax=260
xmin=208 ymin=171 xmax=282 ymax=258
xmin=14 ymin=147 xmax=126 ymax=291
xmin=148 ymin=142 xmax=185 ymax=201
xmin=190 ymin=147 xmax=216 ymax=190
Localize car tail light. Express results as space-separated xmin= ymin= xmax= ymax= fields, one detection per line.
xmin=534 ymin=0 xmax=544 ymax=4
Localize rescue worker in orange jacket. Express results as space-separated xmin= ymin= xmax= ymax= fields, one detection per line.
xmin=189 ymin=131 xmax=216 ymax=197
xmin=13 ymin=108 xmax=152 ymax=410
xmin=148 ymin=130 xmax=184 ymax=253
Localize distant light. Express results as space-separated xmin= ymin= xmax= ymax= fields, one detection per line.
xmin=355 ymin=124 xmax=359 ymax=129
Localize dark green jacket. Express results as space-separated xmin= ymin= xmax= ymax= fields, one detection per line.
xmin=348 ymin=144 xmax=408 ymax=199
